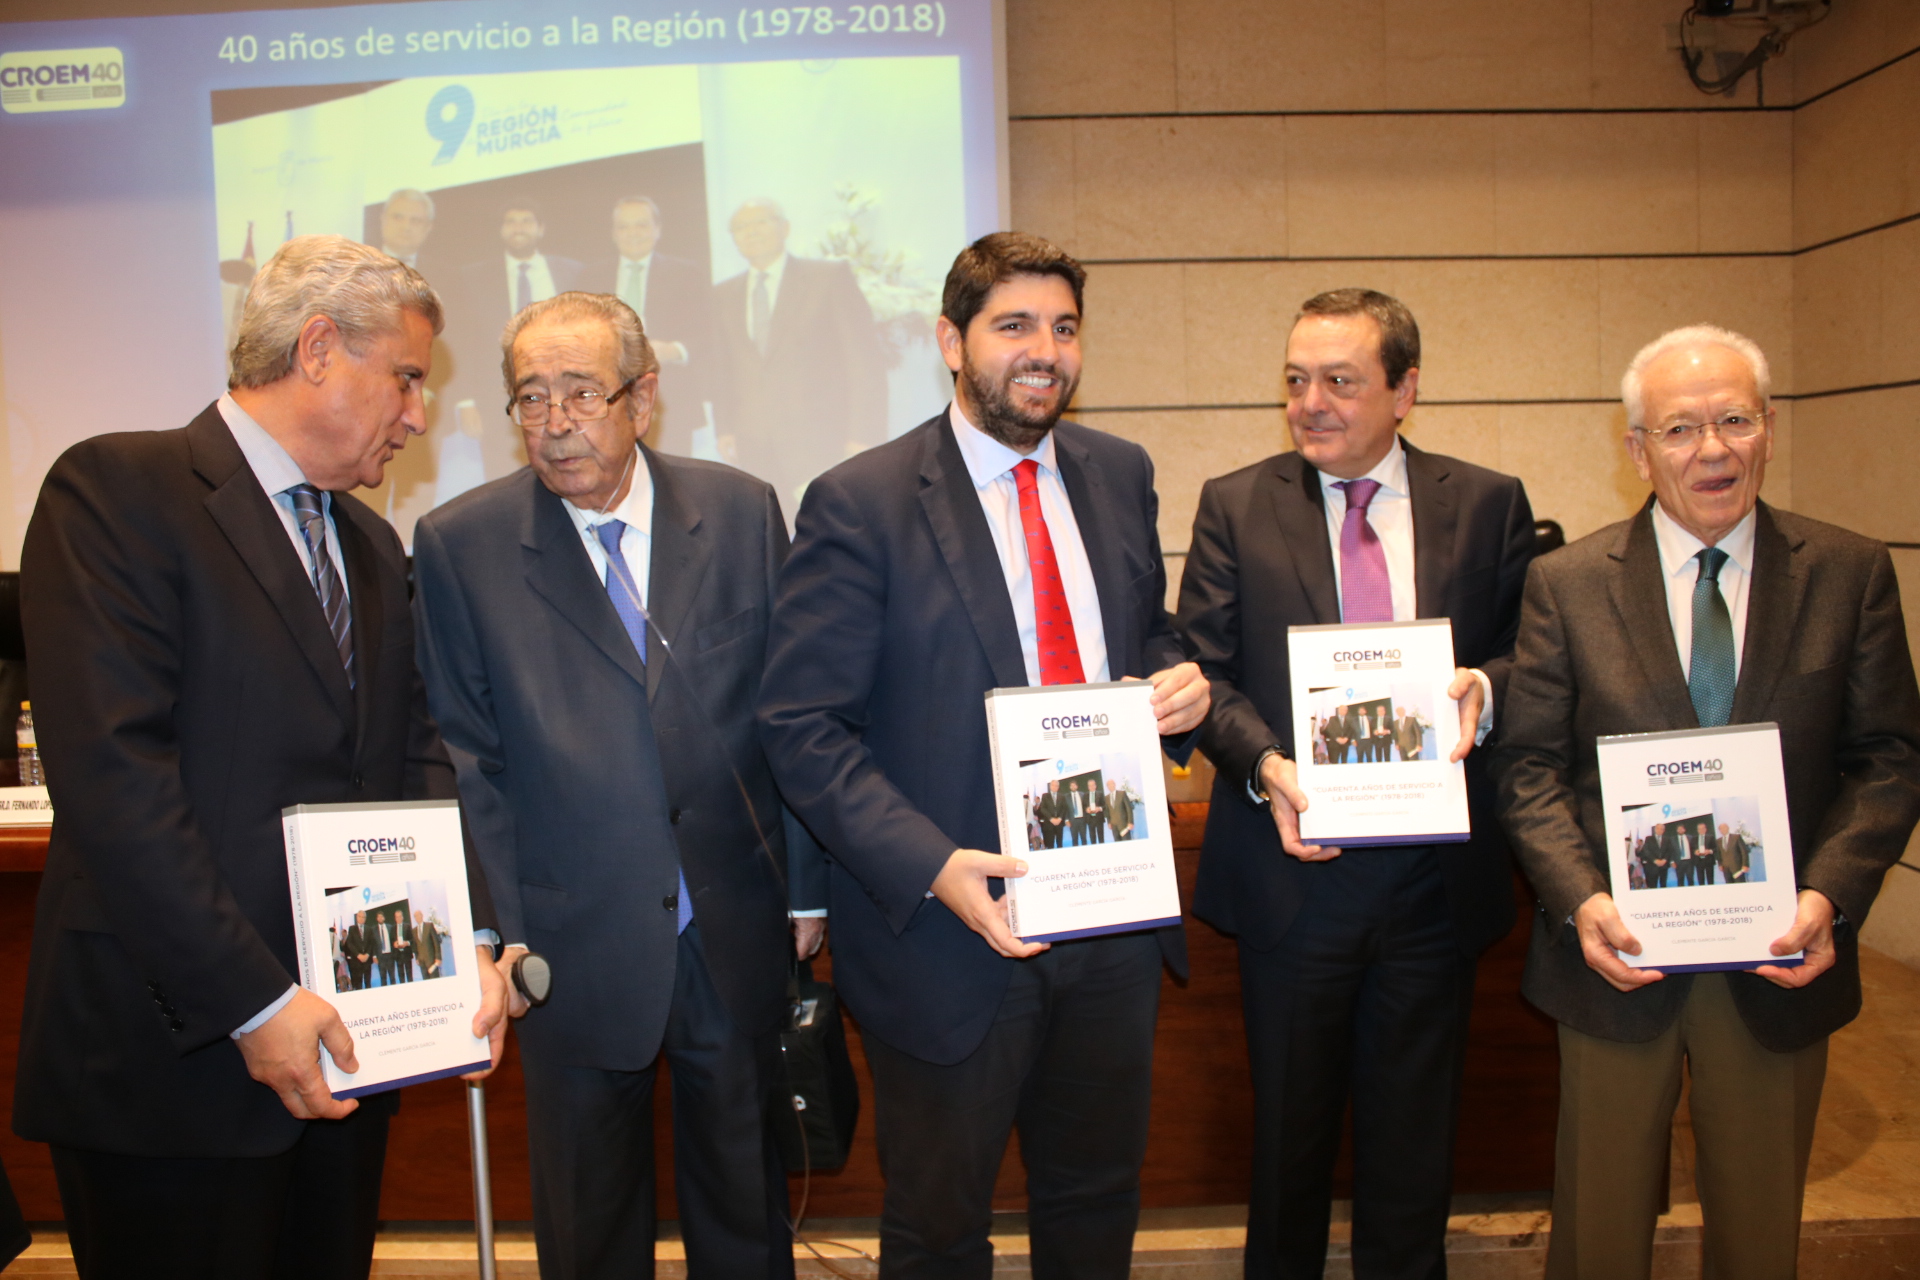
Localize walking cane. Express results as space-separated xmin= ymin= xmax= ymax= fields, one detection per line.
xmin=468 ymin=1079 xmax=497 ymax=1280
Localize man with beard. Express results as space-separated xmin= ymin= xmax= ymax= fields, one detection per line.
xmin=759 ymin=231 xmax=1209 ymax=1278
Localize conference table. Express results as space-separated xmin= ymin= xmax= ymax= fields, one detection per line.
xmin=0 ymin=807 xmax=1561 ymax=1222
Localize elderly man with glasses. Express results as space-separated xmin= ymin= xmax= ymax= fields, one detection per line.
xmin=411 ymin=290 xmax=826 ymax=1279
xmin=1493 ymin=324 xmax=1920 ymax=1280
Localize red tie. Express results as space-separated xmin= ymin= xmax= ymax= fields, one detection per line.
xmin=1014 ymin=459 xmax=1086 ymax=686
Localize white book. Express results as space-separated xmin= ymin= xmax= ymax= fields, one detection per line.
xmin=1597 ymin=723 xmax=1801 ymax=973
xmin=1288 ymin=619 xmax=1471 ymax=846
xmin=985 ymin=681 xmax=1182 ymax=942
xmin=282 ymin=799 xmax=489 ymax=1098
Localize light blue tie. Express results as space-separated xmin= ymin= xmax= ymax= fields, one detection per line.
xmin=1689 ymin=547 xmax=1736 ymax=728
xmin=595 ymin=520 xmax=691 ymax=934
xmin=288 ymin=484 xmax=353 ymax=688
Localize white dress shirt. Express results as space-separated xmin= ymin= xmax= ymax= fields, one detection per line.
xmin=505 ymin=251 xmax=559 ymax=317
xmin=1314 ymin=436 xmax=1494 ymax=741
xmin=561 ymin=446 xmax=655 ymax=617
xmin=220 ymin=395 xmax=346 ymax=1038
xmin=744 ymin=253 xmax=788 ymax=344
xmin=616 ymin=253 xmax=652 ymax=319
xmin=1651 ymin=501 xmax=1754 ymax=682
xmin=217 ymin=395 xmax=350 ymax=608
xmin=948 ymin=403 xmax=1110 ymax=686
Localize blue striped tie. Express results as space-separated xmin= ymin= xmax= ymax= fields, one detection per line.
xmin=1689 ymin=548 xmax=1736 ymax=728
xmin=595 ymin=520 xmax=690 ymax=934
xmin=288 ymin=484 xmax=353 ymax=688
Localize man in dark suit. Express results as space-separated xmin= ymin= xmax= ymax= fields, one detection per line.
xmin=346 ymin=910 xmax=375 ymax=990
xmin=591 ymin=196 xmax=716 ymax=458
xmin=1495 ymin=324 xmax=1920 ymax=1279
xmin=1036 ymin=780 xmax=1068 ymax=848
xmin=1717 ymin=823 xmax=1751 ymax=883
xmin=1393 ymin=705 xmax=1426 ymax=761
xmin=1066 ymin=779 xmax=1088 ymax=846
xmin=759 ymin=232 xmax=1209 ymax=1278
xmin=1644 ymin=822 xmax=1673 ymax=887
xmin=390 ymin=906 xmax=415 ymax=982
xmin=1693 ymin=820 xmax=1719 ymax=887
xmin=14 ymin=235 xmax=505 ymax=1279
xmin=1106 ymin=783 xmax=1136 ymax=842
xmin=1325 ymin=706 xmax=1354 ymax=763
xmin=710 ymin=198 xmax=887 ymax=514
xmin=460 ymin=201 xmax=584 ymax=329
xmin=1176 ymin=288 xmax=1535 ymax=1279
xmin=413 ymin=290 xmax=825 ymax=1279
xmin=371 ymin=910 xmax=394 ymax=986
xmin=374 ymin=188 xmax=437 ymax=277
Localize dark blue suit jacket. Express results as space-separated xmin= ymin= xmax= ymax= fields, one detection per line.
xmin=758 ymin=412 xmax=1192 ymax=1066
xmin=413 ymin=449 xmax=824 ymax=1070
xmin=1177 ymin=440 xmax=1535 ymax=957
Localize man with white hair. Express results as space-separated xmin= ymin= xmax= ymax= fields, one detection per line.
xmin=15 ymin=235 xmax=506 ymax=1278
xmin=1495 ymin=324 xmax=1920 ymax=1279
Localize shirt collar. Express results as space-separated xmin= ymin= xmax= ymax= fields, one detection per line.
xmin=560 ymin=445 xmax=655 ymax=541
xmin=619 ymin=251 xmax=654 ymax=269
xmin=948 ymin=401 xmax=1060 ymax=489
xmin=1317 ymin=435 xmax=1408 ymax=503
xmin=217 ymin=393 xmax=313 ymax=499
xmin=506 ymin=251 xmax=547 ymax=270
xmin=1651 ymin=500 xmax=1757 ymax=582
xmin=752 ymin=253 xmax=789 ymax=288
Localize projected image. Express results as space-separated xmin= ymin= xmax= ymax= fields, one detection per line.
xmin=1618 ymin=797 xmax=1768 ymax=891
xmin=211 ymin=57 xmax=967 ymax=543
xmin=1303 ymin=684 xmax=1439 ymax=764
xmin=1019 ymin=753 xmax=1151 ymax=852
xmin=324 ymin=880 xmax=459 ymax=994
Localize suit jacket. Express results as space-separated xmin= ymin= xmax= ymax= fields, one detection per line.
xmin=1036 ymin=791 xmax=1068 ymax=826
xmin=460 ymin=253 xmax=585 ymax=329
xmin=345 ymin=923 xmax=373 ymax=961
xmin=14 ymin=404 xmax=492 ymax=1157
xmin=1495 ymin=501 xmax=1920 ymax=1052
xmin=1394 ymin=715 xmax=1425 ymax=758
xmin=1178 ymin=440 xmax=1536 ymax=955
xmin=1719 ymin=833 xmax=1751 ymax=880
xmin=415 ymin=920 xmax=443 ymax=973
xmin=1107 ymin=791 xmax=1136 ymax=837
xmin=710 ymin=256 xmax=886 ymax=508
xmin=592 ymin=251 xmax=717 ymax=455
xmin=758 ymin=413 xmax=1195 ymax=1066
xmin=414 ymin=448 xmax=825 ymax=1070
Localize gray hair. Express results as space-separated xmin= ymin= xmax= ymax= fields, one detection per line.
xmin=228 ymin=235 xmax=443 ymax=390
xmin=613 ymin=194 xmax=662 ymax=223
xmin=731 ymin=197 xmax=787 ymax=224
xmin=385 ymin=188 xmax=435 ymax=219
xmin=499 ymin=291 xmax=658 ymax=402
xmin=1621 ymin=324 xmax=1772 ymax=429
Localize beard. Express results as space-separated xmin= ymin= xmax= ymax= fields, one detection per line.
xmin=961 ymin=351 xmax=1077 ymax=452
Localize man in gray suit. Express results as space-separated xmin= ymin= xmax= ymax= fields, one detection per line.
xmin=1495 ymin=324 xmax=1920 ymax=1280
xmin=413 ymin=291 xmax=826 ymax=1279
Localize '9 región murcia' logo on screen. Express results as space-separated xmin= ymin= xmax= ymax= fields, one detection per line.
xmin=0 ymin=48 xmax=125 ymax=114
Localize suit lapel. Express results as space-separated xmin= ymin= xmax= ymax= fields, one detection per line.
xmin=1731 ymin=503 xmax=1806 ymax=723
xmin=1607 ymin=505 xmax=1694 ymax=728
xmin=1053 ymin=429 xmax=1131 ymax=676
xmin=642 ymin=448 xmax=711 ymax=701
xmin=1403 ymin=440 xmax=1459 ymax=619
xmin=521 ymin=478 xmax=649 ymax=693
xmin=190 ymin=409 xmax=355 ymax=728
xmin=917 ymin=418 xmax=1029 ymax=690
xmin=1264 ymin=453 xmax=1341 ymax=624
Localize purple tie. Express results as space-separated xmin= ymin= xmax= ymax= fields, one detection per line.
xmin=1335 ymin=478 xmax=1393 ymax=623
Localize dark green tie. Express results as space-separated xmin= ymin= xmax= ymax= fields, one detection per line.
xmin=1689 ymin=547 xmax=1735 ymax=727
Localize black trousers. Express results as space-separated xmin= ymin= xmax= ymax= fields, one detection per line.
xmin=1238 ymin=847 xmax=1476 ymax=1280
xmin=520 ymin=924 xmax=793 ymax=1280
xmin=864 ymin=929 xmax=1163 ymax=1280
xmin=51 ymin=1092 xmax=395 ymax=1280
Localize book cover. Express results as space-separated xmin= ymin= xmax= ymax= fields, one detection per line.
xmin=1597 ymin=723 xmax=1801 ymax=973
xmin=282 ymin=799 xmax=489 ymax=1098
xmin=985 ymin=680 xmax=1182 ymax=943
xmin=1287 ymin=619 xmax=1471 ymax=846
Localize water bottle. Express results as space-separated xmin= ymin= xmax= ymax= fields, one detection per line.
xmin=16 ymin=702 xmax=43 ymax=787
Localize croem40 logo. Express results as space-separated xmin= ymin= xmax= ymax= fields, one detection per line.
xmin=0 ymin=48 xmax=125 ymax=114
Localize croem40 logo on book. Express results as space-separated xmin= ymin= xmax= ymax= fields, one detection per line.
xmin=0 ymin=48 xmax=126 ymax=114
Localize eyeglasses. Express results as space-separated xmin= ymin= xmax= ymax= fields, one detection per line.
xmin=1635 ymin=409 xmax=1766 ymax=451
xmin=509 ymin=380 xmax=637 ymax=427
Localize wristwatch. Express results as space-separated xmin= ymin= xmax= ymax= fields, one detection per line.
xmin=1247 ymin=745 xmax=1290 ymax=806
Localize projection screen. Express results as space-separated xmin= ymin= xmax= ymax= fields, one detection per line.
xmin=0 ymin=0 xmax=1006 ymax=558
